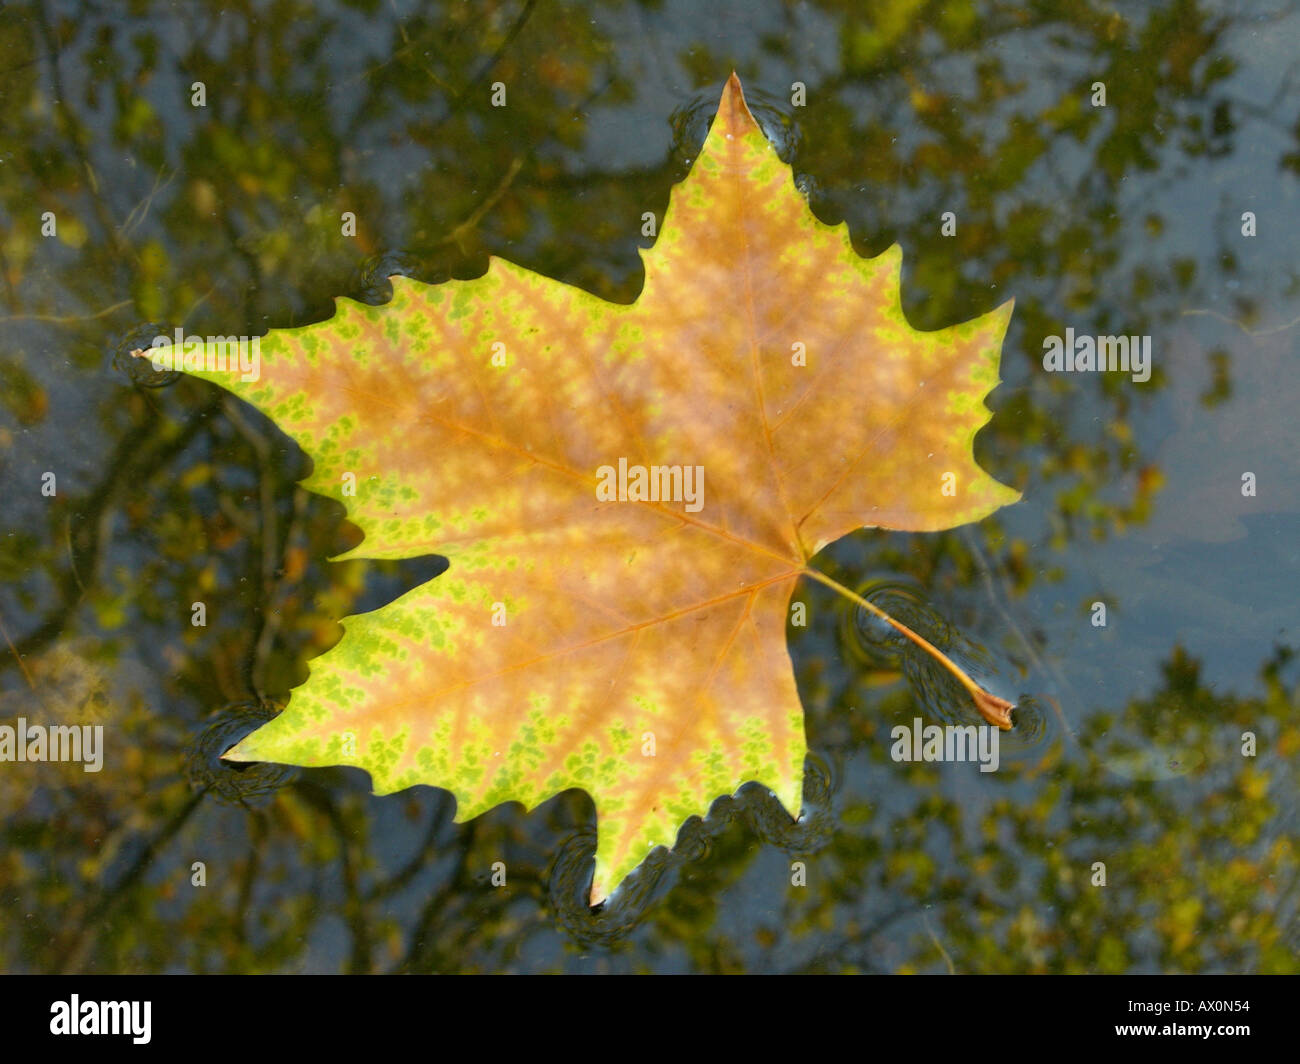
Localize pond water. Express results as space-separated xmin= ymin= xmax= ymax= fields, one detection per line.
xmin=1 ymin=0 xmax=1297 ymax=973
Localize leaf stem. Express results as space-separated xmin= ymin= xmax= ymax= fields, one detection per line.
xmin=801 ymin=566 xmax=1015 ymax=730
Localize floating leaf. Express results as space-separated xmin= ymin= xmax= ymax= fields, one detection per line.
xmin=139 ymin=74 xmax=1019 ymax=904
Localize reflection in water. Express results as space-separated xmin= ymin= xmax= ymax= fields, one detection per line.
xmin=1090 ymin=645 xmax=1217 ymax=782
xmin=1101 ymin=742 xmax=1206 ymax=782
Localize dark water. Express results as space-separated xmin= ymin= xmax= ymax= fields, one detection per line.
xmin=1 ymin=0 xmax=1297 ymax=973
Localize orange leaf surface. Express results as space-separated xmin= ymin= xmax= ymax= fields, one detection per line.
xmin=141 ymin=74 xmax=1019 ymax=904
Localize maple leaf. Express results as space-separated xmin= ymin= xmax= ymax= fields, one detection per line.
xmin=138 ymin=74 xmax=1019 ymax=904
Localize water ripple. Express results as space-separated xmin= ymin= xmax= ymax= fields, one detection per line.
xmin=110 ymin=321 xmax=181 ymax=388
xmin=184 ymin=700 xmax=298 ymax=807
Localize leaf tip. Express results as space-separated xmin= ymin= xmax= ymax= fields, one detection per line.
xmin=990 ymin=294 xmax=1016 ymax=339
xmin=220 ymin=739 xmax=257 ymax=763
xmin=719 ymin=71 xmax=760 ymax=138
